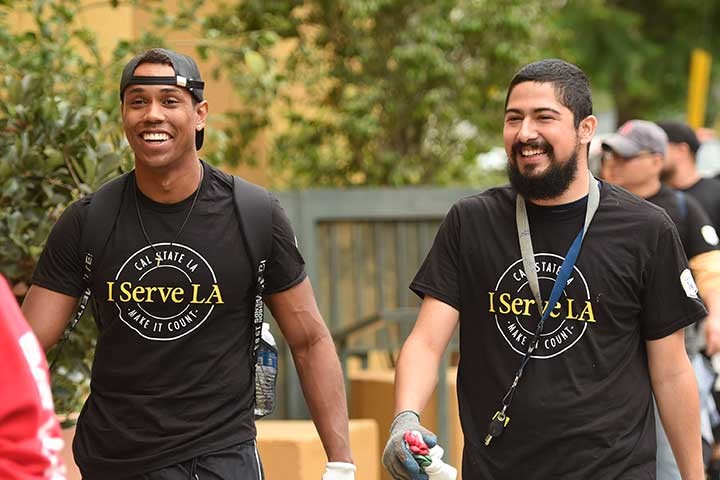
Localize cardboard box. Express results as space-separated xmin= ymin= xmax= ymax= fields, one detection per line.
xmin=349 ymin=368 xmax=463 ymax=480
xmin=60 ymin=418 xmax=379 ymax=480
xmin=257 ymin=419 xmax=379 ymax=480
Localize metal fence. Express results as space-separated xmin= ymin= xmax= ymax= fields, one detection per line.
xmin=271 ymin=186 xmax=479 ymax=450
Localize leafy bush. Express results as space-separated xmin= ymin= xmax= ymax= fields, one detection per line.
xmin=0 ymin=0 xmax=131 ymax=416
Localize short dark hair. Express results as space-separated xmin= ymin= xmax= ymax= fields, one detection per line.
xmin=657 ymin=120 xmax=701 ymax=156
xmin=135 ymin=48 xmax=174 ymax=68
xmin=505 ymin=59 xmax=593 ymax=128
xmin=130 ymin=48 xmax=198 ymax=105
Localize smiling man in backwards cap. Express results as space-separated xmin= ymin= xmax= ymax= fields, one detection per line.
xmin=21 ymin=48 xmax=355 ymax=480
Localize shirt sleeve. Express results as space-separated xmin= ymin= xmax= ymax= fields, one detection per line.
xmin=410 ymin=203 xmax=461 ymax=310
xmin=641 ymin=219 xmax=708 ymax=340
xmin=683 ymin=194 xmax=719 ymax=259
xmin=0 ymin=275 xmax=65 ymax=480
xmin=30 ymin=198 xmax=89 ymax=298
xmin=263 ymin=194 xmax=307 ymax=295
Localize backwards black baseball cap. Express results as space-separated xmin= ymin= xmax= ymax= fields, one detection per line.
xmin=657 ymin=121 xmax=701 ymax=155
xmin=120 ymin=48 xmax=206 ymax=150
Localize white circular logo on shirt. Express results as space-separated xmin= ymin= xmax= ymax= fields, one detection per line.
xmin=491 ymin=254 xmax=594 ymax=359
xmin=680 ymin=268 xmax=699 ymax=299
xmin=701 ymin=225 xmax=719 ymax=246
xmin=106 ymin=243 xmax=223 ymax=341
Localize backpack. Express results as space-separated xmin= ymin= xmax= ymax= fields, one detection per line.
xmin=51 ymin=171 xmax=273 ymax=390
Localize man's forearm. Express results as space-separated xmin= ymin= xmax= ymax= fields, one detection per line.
xmin=394 ymin=334 xmax=443 ymax=415
xmin=292 ymin=333 xmax=353 ymax=463
xmin=699 ymin=288 xmax=720 ymax=354
xmin=653 ymin=365 xmax=704 ymax=479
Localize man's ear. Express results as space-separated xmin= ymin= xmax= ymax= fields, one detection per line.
xmin=577 ymin=115 xmax=598 ymax=146
xmin=651 ymin=153 xmax=664 ymax=169
xmin=195 ymin=100 xmax=209 ymax=130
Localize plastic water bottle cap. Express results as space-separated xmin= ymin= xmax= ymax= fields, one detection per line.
xmin=261 ymin=322 xmax=277 ymax=347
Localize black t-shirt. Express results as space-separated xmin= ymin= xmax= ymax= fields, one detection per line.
xmin=31 ymin=161 xmax=306 ymax=478
xmin=647 ymin=184 xmax=718 ymax=260
xmin=645 ymin=184 xmax=717 ymax=355
xmin=411 ymin=182 xmax=707 ymax=479
xmin=684 ymin=177 xmax=720 ymax=231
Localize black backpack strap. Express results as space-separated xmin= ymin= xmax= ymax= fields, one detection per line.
xmin=50 ymin=172 xmax=130 ymax=370
xmin=675 ymin=190 xmax=688 ymax=221
xmin=80 ymin=172 xmax=132 ymax=284
xmin=232 ymin=176 xmax=273 ymax=359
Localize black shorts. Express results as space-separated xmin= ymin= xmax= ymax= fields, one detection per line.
xmin=111 ymin=440 xmax=265 ymax=480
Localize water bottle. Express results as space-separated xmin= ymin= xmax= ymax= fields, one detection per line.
xmin=254 ymin=322 xmax=278 ymax=418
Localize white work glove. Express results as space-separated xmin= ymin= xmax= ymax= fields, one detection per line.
xmin=322 ymin=461 xmax=356 ymax=480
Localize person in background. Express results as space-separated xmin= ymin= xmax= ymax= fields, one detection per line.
xmin=658 ymin=121 xmax=720 ymax=234
xmin=602 ymin=119 xmax=720 ymax=479
xmin=0 ymin=274 xmax=65 ymax=480
xmin=657 ymin=119 xmax=720 ymax=480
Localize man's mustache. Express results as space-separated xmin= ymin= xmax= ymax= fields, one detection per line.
xmin=511 ymin=140 xmax=553 ymax=158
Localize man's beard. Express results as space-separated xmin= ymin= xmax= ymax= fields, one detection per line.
xmin=506 ymin=141 xmax=579 ymax=200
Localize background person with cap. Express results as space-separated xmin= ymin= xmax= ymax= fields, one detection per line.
xmin=20 ymin=48 xmax=355 ymax=480
xmin=658 ymin=120 xmax=720 ymax=479
xmin=602 ymin=119 xmax=720 ymax=479
xmin=658 ymin=121 xmax=720 ymax=246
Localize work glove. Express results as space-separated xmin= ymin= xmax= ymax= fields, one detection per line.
xmin=382 ymin=410 xmax=438 ymax=480
xmin=322 ymin=461 xmax=356 ymax=480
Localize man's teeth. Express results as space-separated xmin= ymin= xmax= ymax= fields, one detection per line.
xmin=521 ymin=147 xmax=546 ymax=157
xmin=143 ymin=132 xmax=170 ymax=141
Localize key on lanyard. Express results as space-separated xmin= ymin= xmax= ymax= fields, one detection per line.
xmin=484 ymin=410 xmax=511 ymax=446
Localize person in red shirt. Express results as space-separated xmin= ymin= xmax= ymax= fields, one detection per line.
xmin=0 ymin=274 xmax=65 ymax=480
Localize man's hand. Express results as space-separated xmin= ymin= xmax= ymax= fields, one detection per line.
xmin=705 ymin=313 xmax=720 ymax=355
xmin=322 ymin=462 xmax=356 ymax=479
xmin=382 ymin=411 xmax=438 ymax=480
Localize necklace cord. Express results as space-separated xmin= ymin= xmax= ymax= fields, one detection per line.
xmin=134 ymin=163 xmax=204 ymax=260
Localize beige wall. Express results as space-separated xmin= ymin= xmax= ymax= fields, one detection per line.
xmin=79 ymin=3 xmax=135 ymax=55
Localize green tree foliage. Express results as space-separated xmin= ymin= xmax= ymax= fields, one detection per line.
xmin=272 ymin=1 xmax=551 ymax=187
xmin=146 ymin=0 xmax=304 ymax=168
xmin=0 ymin=0 xmax=132 ymax=416
xmin=162 ymin=0 xmax=553 ymax=187
xmin=547 ymin=0 xmax=720 ymax=125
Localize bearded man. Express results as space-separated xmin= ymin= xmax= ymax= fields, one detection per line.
xmin=381 ymin=59 xmax=705 ymax=480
